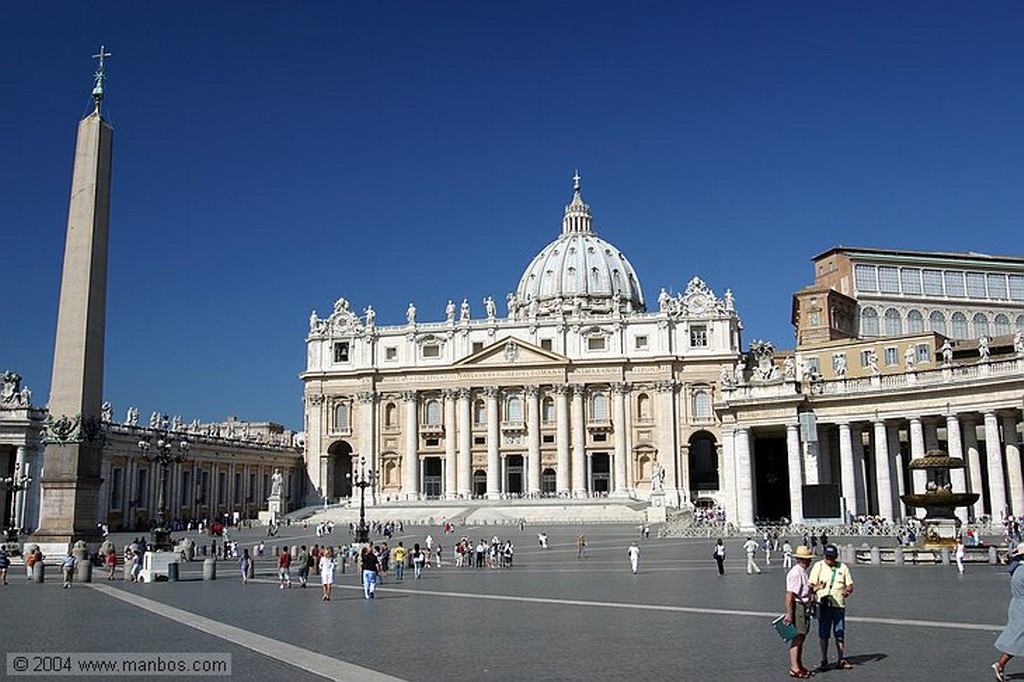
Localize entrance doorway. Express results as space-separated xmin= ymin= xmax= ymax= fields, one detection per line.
xmin=326 ymin=441 xmax=353 ymax=498
xmin=505 ymin=455 xmax=524 ymax=495
xmin=423 ymin=457 xmax=443 ymax=498
xmin=753 ymin=437 xmax=789 ymax=521
xmin=541 ymin=468 xmax=556 ymax=495
xmin=472 ymin=470 xmax=486 ymax=498
xmin=590 ymin=453 xmax=610 ymax=494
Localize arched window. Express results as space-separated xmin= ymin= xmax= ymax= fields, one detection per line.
xmin=425 ymin=399 xmax=441 ymax=426
xmin=693 ymin=389 xmax=711 ymax=420
xmin=541 ymin=397 xmax=555 ymax=423
xmin=636 ymin=393 xmax=651 ymax=421
xmin=860 ymin=307 xmax=879 ymax=337
xmin=973 ymin=313 xmax=989 ymax=338
xmin=592 ymin=393 xmax=608 ymax=421
xmin=334 ymin=403 xmax=349 ymax=430
xmin=994 ymin=314 xmax=1011 ymax=336
xmin=473 ymin=400 xmax=486 ymax=425
xmin=907 ymin=309 xmax=924 ymax=334
xmin=929 ymin=311 xmax=947 ymax=335
xmin=384 ymin=403 xmax=397 ymax=428
xmin=951 ymin=312 xmax=969 ymax=339
xmin=506 ymin=396 xmax=523 ymax=422
xmin=884 ymin=308 xmax=902 ymax=336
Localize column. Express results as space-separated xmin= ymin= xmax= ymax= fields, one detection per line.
xmin=887 ymin=424 xmax=905 ymax=519
xmin=457 ymin=388 xmax=472 ymax=498
xmin=803 ymin=437 xmax=820 ymax=486
xmin=984 ymin=411 xmax=1007 ymax=520
xmin=655 ymin=381 xmax=679 ymax=507
xmin=403 ymin=390 xmax=418 ymax=500
xmin=721 ymin=428 xmax=737 ymax=523
xmin=851 ymin=425 xmax=869 ymax=515
xmin=485 ymin=387 xmax=500 ymax=499
xmin=946 ymin=415 xmax=968 ymax=523
xmin=924 ymin=420 xmax=940 ymax=453
xmin=909 ymin=416 xmax=927 ymax=502
xmin=444 ymin=389 xmax=457 ymax=499
xmin=1002 ymin=413 xmax=1023 ymax=517
xmin=612 ymin=383 xmax=628 ymax=496
xmin=526 ymin=386 xmax=541 ymax=496
xmin=786 ymin=424 xmax=804 ymax=525
xmin=963 ymin=418 xmax=984 ymax=520
xmin=838 ymin=423 xmax=858 ymax=519
xmin=734 ymin=427 xmax=754 ymax=530
xmin=13 ymin=446 xmax=27 ymax=530
xmin=571 ymin=385 xmax=586 ymax=497
xmin=872 ymin=421 xmax=894 ymax=521
xmin=357 ymin=391 xmax=376 ymax=471
xmin=555 ymin=385 xmax=570 ymax=495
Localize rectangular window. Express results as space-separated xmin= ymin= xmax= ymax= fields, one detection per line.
xmin=916 ymin=343 xmax=930 ymax=363
xmin=884 ymin=347 xmax=899 ymax=366
xmin=425 ymin=438 xmax=439 ymax=447
xmin=422 ymin=344 xmax=440 ymax=358
xmin=587 ymin=336 xmax=606 ymax=351
xmin=922 ymin=269 xmax=943 ymax=295
xmin=110 ymin=467 xmax=123 ymax=510
xmin=805 ymin=357 xmax=820 ymax=374
xmin=593 ymin=433 xmax=607 ymax=442
xmin=542 ymin=434 xmax=555 ymax=444
xmin=690 ymin=325 xmax=708 ymax=347
xmin=540 ymin=339 xmax=553 ymax=351
xmin=385 ymin=347 xmax=397 ymax=361
xmin=1009 ymin=275 xmax=1024 ymax=301
xmin=987 ymin=273 xmax=1008 ymax=300
xmin=854 ymin=264 xmax=877 ymax=292
xmin=859 ymin=350 xmax=872 ymax=368
xmin=181 ymin=470 xmax=192 ymax=507
xmin=944 ymin=270 xmax=965 ymax=297
xmin=965 ymin=272 xmax=986 ymax=298
xmin=473 ymin=436 xmax=485 ymax=446
xmin=333 ymin=342 xmax=349 ymax=363
xmin=635 ymin=335 xmax=649 ymax=350
xmin=900 ymin=268 xmax=922 ymax=295
xmin=877 ymin=266 xmax=899 ymax=293
xmin=472 ymin=342 xmax=484 ymax=353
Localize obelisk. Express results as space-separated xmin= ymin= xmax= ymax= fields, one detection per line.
xmin=35 ymin=47 xmax=114 ymax=549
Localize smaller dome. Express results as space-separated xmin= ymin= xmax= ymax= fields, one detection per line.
xmin=515 ymin=173 xmax=645 ymax=317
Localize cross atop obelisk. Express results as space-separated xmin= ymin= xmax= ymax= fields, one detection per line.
xmin=35 ymin=49 xmax=115 ymax=549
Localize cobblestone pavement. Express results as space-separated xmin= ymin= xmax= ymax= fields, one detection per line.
xmin=3 ymin=524 xmax=1016 ymax=681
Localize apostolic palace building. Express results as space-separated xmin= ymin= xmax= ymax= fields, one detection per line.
xmin=300 ymin=176 xmax=1024 ymax=531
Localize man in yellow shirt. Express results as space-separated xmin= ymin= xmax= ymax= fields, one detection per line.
xmin=392 ymin=542 xmax=407 ymax=582
xmin=809 ymin=544 xmax=854 ymax=671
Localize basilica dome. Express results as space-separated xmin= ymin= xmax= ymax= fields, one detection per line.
xmin=515 ymin=175 xmax=646 ymax=317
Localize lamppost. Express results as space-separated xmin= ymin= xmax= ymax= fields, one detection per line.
xmin=346 ymin=455 xmax=374 ymax=544
xmin=1 ymin=463 xmax=32 ymax=547
xmin=138 ymin=431 xmax=190 ymax=551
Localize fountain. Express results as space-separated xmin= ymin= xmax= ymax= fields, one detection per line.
xmin=900 ymin=449 xmax=979 ymax=549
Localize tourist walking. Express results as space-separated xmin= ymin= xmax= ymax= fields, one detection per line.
xmin=278 ymin=548 xmax=292 ymax=588
xmin=955 ymin=536 xmax=966 ymax=575
xmin=628 ymin=541 xmax=641 ymax=574
xmin=992 ymin=542 xmax=1024 ymax=681
xmin=576 ymin=533 xmax=587 ymax=559
xmin=0 ymin=548 xmax=9 ymax=585
xmin=238 ymin=548 xmax=252 ymax=584
xmin=713 ymin=539 xmax=726 ymax=575
xmin=61 ymin=551 xmax=77 ymax=589
xmin=361 ymin=546 xmax=381 ymax=599
xmin=538 ymin=532 xmax=548 ymax=549
xmin=392 ymin=542 xmax=406 ymax=581
xmin=319 ymin=547 xmax=336 ymax=601
xmin=810 ymin=545 xmax=855 ymax=671
xmin=296 ymin=545 xmax=310 ymax=588
xmin=412 ymin=543 xmax=426 ymax=579
xmin=783 ymin=545 xmax=815 ymax=678
xmin=743 ymin=536 xmax=762 ymax=574
xmin=105 ymin=548 xmax=117 ymax=580
xmin=782 ymin=540 xmax=793 ymax=568
xmin=25 ymin=547 xmax=39 ymax=581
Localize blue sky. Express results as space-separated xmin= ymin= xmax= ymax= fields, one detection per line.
xmin=2 ymin=2 xmax=1022 ymax=430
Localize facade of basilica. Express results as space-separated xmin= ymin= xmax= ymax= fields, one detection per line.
xmin=301 ymin=177 xmax=1024 ymax=531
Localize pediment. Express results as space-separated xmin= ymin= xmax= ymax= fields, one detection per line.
xmin=454 ymin=337 xmax=569 ymax=368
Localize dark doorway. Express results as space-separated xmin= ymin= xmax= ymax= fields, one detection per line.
xmin=423 ymin=457 xmax=443 ymax=498
xmin=591 ymin=453 xmax=610 ymax=494
xmin=541 ymin=468 xmax=556 ymax=495
xmin=472 ymin=469 xmax=486 ymax=498
xmin=506 ymin=455 xmax=524 ymax=495
xmin=688 ymin=431 xmax=719 ymax=497
xmin=753 ymin=436 xmax=790 ymax=521
xmin=327 ymin=441 xmax=353 ymax=498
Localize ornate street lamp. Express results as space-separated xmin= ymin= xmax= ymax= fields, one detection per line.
xmin=1 ymin=463 xmax=32 ymax=547
xmin=138 ymin=430 xmax=190 ymax=551
xmin=346 ymin=455 xmax=374 ymax=545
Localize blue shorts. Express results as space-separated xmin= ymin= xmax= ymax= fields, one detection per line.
xmin=818 ymin=604 xmax=846 ymax=641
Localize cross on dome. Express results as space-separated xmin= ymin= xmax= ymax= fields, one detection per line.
xmin=91 ymin=45 xmax=112 ymax=112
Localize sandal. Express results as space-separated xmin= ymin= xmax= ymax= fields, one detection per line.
xmin=992 ymin=662 xmax=1005 ymax=682
xmin=789 ymin=671 xmax=811 ymax=679
xmin=838 ymin=659 xmax=853 ymax=670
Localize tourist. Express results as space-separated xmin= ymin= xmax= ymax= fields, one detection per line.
xmin=105 ymin=548 xmax=117 ymax=580
xmin=361 ymin=546 xmax=380 ymax=599
xmin=296 ymin=545 xmax=310 ymax=588
xmin=238 ymin=548 xmax=252 ymax=584
xmin=412 ymin=542 xmax=426 ymax=579
xmin=25 ymin=546 xmax=39 ymax=581
xmin=628 ymin=541 xmax=641 ymax=574
xmin=538 ymin=532 xmax=549 ymax=549
xmin=992 ymin=542 xmax=1024 ymax=681
xmin=61 ymin=551 xmax=77 ymax=589
xmin=782 ymin=540 xmax=793 ymax=568
xmin=783 ymin=545 xmax=815 ymax=678
xmin=955 ymin=536 xmax=966 ymax=575
xmin=392 ymin=542 xmax=406 ymax=581
xmin=713 ymin=539 xmax=726 ymax=575
xmin=319 ymin=547 xmax=336 ymax=601
xmin=576 ymin=533 xmax=587 ymax=559
xmin=0 ymin=548 xmax=9 ymax=585
xmin=743 ymin=536 xmax=762 ymax=575
xmin=810 ymin=545 xmax=855 ymax=671
xmin=278 ymin=547 xmax=292 ymax=588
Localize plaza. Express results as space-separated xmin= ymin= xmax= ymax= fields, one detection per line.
xmin=2 ymin=522 xmax=1013 ymax=681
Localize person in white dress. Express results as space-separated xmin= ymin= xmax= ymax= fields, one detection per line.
xmin=319 ymin=548 xmax=336 ymax=601
xmin=627 ymin=542 xmax=641 ymax=574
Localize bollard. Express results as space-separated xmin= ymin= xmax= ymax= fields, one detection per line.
xmin=990 ymin=546 xmax=998 ymax=564
xmin=894 ymin=547 xmax=905 ymax=565
xmin=292 ymin=545 xmax=299 ymax=559
xmin=167 ymin=562 xmax=179 ymax=582
xmin=870 ymin=546 xmax=881 ymax=565
xmin=940 ymin=548 xmax=950 ymax=565
xmin=272 ymin=545 xmax=279 ymax=557
xmin=200 ymin=544 xmax=208 ymax=556
xmin=76 ymin=559 xmax=93 ymax=583
xmin=203 ymin=558 xmax=217 ymax=581
xmin=842 ymin=545 xmax=856 ymax=564
xmin=33 ymin=561 xmax=45 ymax=583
